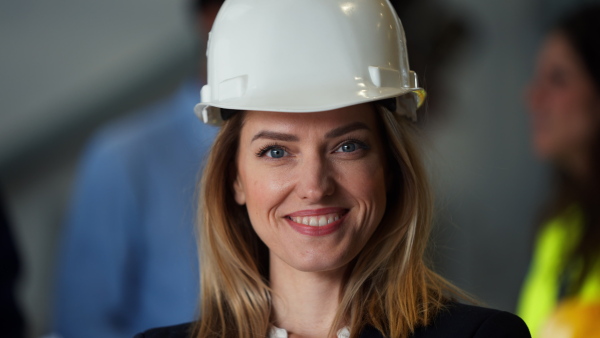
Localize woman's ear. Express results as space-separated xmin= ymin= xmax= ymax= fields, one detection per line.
xmin=233 ymin=175 xmax=246 ymax=205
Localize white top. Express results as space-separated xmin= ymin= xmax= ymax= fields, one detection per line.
xmin=269 ymin=326 xmax=350 ymax=338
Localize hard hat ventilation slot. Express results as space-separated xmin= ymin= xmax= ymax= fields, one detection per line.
xmin=218 ymin=75 xmax=248 ymax=101
xmin=369 ymin=66 xmax=402 ymax=88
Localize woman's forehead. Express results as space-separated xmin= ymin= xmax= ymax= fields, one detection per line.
xmin=240 ymin=104 xmax=378 ymax=135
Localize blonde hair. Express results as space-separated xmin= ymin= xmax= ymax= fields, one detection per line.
xmin=194 ymin=105 xmax=458 ymax=338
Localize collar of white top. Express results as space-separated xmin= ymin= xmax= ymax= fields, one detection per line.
xmin=269 ymin=326 xmax=350 ymax=338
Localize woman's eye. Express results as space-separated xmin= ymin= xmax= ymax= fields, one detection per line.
xmin=336 ymin=142 xmax=358 ymax=153
xmin=267 ymin=147 xmax=287 ymax=158
xmin=256 ymin=145 xmax=290 ymax=159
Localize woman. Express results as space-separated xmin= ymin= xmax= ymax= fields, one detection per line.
xmin=518 ymin=5 xmax=600 ymax=338
xmin=136 ymin=0 xmax=530 ymax=337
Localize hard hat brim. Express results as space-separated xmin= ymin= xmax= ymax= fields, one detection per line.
xmin=195 ymin=87 xmax=426 ymax=125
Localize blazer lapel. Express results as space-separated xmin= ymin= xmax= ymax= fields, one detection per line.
xmin=359 ymin=325 xmax=385 ymax=338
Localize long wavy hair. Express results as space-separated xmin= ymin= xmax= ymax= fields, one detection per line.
xmin=193 ymin=103 xmax=457 ymax=337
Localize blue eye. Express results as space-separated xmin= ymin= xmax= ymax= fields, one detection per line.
xmin=267 ymin=147 xmax=286 ymax=158
xmin=334 ymin=139 xmax=369 ymax=154
xmin=256 ymin=145 xmax=290 ymax=158
xmin=337 ymin=142 xmax=357 ymax=152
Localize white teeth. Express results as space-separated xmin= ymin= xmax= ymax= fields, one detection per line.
xmin=318 ymin=216 xmax=327 ymax=226
xmin=290 ymin=213 xmax=344 ymax=227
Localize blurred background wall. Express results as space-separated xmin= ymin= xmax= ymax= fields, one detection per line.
xmin=426 ymin=0 xmax=599 ymax=312
xmin=0 ymin=0 xmax=597 ymax=336
xmin=0 ymin=0 xmax=199 ymax=336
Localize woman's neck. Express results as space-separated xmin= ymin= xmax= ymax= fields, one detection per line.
xmin=269 ymin=256 xmax=346 ymax=338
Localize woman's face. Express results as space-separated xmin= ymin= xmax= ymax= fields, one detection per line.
xmin=233 ymin=104 xmax=388 ymax=273
xmin=527 ymin=32 xmax=600 ymax=163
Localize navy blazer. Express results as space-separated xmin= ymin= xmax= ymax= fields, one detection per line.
xmin=134 ymin=302 xmax=531 ymax=337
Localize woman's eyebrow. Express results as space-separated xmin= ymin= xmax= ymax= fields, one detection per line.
xmin=251 ymin=122 xmax=369 ymax=142
xmin=251 ymin=131 xmax=299 ymax=142
xmin=325 ymin=122 xmax=369 ymax=139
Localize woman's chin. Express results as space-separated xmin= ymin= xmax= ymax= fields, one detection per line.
xmin=274 ymin=252 xmax=353 ymax=275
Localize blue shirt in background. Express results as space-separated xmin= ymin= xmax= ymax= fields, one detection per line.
xmin=54 ymin=79 xmax=218 ymax=338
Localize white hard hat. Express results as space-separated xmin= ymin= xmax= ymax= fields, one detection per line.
xmin=194 ymin=0 xmax=426 ymax=126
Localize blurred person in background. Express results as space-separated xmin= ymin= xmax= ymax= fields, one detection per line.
xmin=0 ymin=191 xmax=25 ymax=338
xmin=53 ymin=1 xmax=223 ymax=337
xmin=518 ymin=5 xmax=600 ymax=337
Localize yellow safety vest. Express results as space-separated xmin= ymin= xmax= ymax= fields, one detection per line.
xmin=517 ymin=206 xmax=600 ymax=337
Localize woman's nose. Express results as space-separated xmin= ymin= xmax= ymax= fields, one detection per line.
xmin=295 ymin=154 xmax=335 ymax=202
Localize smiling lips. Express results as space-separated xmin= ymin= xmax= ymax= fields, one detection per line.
xmin=285 ymin=208 xmax=348 ymax=236
xmin=289 ymin=213 xmax=341 ymax=226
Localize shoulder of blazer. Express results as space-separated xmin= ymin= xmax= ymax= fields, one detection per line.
xmin=133 ymin=322 xmax=192 ymax=338
xmin=410 ymin=302 xmax=531 ymax=338
xmin=133 ymin=303 xmax=531 ymax=338
xmin=359 ymin=302 xmax=530 ymax=338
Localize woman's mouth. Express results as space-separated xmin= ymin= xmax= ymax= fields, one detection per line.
xmin=284 ymin=208 xmax=348 ymax=236
xmin=288 ymin=213 xmax=342 ymax=227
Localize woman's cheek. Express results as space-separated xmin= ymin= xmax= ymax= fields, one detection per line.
xmin=245 ymin=165 xmax=291 ymax=209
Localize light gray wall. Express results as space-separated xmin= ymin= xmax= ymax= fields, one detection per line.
xmin=0 ymin=0 xmax=198 ymax=169
xmin=0 ymin=0 xmax=199 ymax=336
